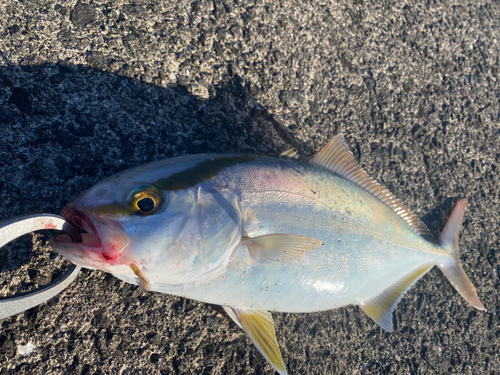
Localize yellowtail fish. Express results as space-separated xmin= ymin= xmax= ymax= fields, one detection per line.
xmin=51 ymin=135 xmax=485 ymax=374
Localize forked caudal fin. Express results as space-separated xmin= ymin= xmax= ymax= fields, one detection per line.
xmin=360 ymin=199 xmax=485 ymax=332
xmin=437 ymin=198 xmax=486 ymax=311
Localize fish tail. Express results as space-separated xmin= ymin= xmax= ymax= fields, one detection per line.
xmin=436 ymin=198 xmax=486 ymax=311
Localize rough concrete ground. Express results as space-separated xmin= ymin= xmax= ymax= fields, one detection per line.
xmin=0 ymin=0 xmax=499 ymax=374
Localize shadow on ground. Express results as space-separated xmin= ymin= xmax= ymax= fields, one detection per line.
xmin=0 ymin=63 xmax=295 ymax=217
xmin=0 ymin=61 xmax=296 ymax=294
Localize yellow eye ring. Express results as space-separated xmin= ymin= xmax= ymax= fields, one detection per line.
xmin=130 ymin=188 xmax=162 ymax=215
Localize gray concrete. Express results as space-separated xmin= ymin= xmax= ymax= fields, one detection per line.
xmin=0 ymin=0 xmax=499 ymax=374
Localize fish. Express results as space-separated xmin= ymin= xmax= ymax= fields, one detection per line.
xmin=50 ymin=134 xmax=486 ymax=374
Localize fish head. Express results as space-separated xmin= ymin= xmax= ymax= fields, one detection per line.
xmin=50 ymin=156 xmax=243 ymax=288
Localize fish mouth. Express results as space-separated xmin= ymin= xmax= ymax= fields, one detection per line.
xmin=50 ymin=206 xmax=131 ymax=268
xmin=61 ymin=207 xmax=101 ymax=247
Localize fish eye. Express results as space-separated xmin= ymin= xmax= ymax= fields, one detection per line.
xmin=129 ymin=188 xmax=163 ymax=215
xmin=137 ymin=197 xmax=155 ymax=212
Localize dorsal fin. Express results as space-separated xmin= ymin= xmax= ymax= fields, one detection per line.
xmin=280 ymin=148 xmax=299 ymax=159
xmin=311 ymin=135 xmax=436 ymax=243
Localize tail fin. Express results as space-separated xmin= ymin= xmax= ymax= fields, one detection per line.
xmin=437 ymin=198 xmax=486 ymax=311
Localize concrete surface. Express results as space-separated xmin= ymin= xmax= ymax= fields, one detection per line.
xmin=0 ymin=0 xmax=499 ymax=374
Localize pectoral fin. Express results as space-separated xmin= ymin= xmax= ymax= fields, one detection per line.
xmin=242 ymin=234 xmax=323 ymax=263
xmin=359 ymin=262 xmax=434 ymax=331
xmin=223 ymin=306 xmax=287 ymax=375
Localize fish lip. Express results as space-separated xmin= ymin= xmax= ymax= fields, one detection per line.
xmin=59 ymin=206 xmax=131 ymax=262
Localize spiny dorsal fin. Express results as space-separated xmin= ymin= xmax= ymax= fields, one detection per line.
xmin=312 ymin=134 xmax=436 ymax=244
xmin=280 ymin=148 xmax=299 ymax=159
xmin=242 ymin=234 xmax=323 ymax=263
xmin=223 ymin=306 xmax=288 ymax=375
xmin=359 ymin=262 xmax=434 ymax=331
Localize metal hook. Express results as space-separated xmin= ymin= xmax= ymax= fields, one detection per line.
xmin=0 ymin=214 xmax=81 ymax=320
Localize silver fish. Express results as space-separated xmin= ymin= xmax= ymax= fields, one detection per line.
xmin=51 ymin=135 xmax=485 ymax=374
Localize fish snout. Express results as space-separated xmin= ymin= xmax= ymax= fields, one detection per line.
xmin=59 ymin=206 xmax=131 ymax=264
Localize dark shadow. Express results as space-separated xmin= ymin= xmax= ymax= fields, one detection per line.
xmin=420 ymin=197 xmax=463 ymax=240
xmin=0 ymin=62 xmax=295 ymax=290
xmin=0 ymin=62 xmax=297 ymax=216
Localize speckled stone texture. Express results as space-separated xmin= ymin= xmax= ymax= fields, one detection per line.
xmin=0 ymin=0 xmax=499 ymax=374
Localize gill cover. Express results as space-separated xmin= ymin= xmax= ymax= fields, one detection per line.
xmin=142 ymin=186 xmax=242 ymax=287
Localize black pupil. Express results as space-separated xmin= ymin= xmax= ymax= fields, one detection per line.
xmin=137 ymin=197 xmax=155 ymax=213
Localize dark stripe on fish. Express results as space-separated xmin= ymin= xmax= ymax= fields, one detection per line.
xmin=153 ymin=155 xmax=256 ymax=191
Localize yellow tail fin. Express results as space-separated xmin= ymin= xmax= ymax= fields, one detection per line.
xmin=437 ymin=199 xmax=486 ymax=311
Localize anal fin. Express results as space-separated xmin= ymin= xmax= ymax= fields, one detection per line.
xmin=359 ymin=262 xmax=434 ymax=331
xmin=223 ymin=306 xmax=287 ymax=375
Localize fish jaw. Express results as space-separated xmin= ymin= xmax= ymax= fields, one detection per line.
xmin=50 ymin=206 xmax=133 ymax=274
